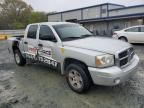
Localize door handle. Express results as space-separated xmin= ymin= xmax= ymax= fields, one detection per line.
xmin=38 ymin=44 xmax=43 ymax=47
xmin=24 ymin=42 xmax=28 ymax=44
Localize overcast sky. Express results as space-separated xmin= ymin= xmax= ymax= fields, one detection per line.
xmin=24 ymin=0 xmax=144 ymax=12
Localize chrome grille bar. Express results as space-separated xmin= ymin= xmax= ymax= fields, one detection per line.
xmin=116 ymin=47 xmax=135 ymax=68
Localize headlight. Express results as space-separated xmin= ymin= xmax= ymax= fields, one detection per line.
xmin=96 ymin=54 xmax=114 ymax=68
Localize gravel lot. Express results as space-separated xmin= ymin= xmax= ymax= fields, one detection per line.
xmin=0 ymin=40 xmax=144 ymax=108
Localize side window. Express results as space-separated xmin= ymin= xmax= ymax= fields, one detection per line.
xmin=140 ymin=27 xmax=144 ymax=32
xmin=39 ymin=25 xmax=56 ymax=42
xmin=125 ymin=27 xmax=139 ymax=32
xmin=27 ymin=25 xmax=38 ymax=39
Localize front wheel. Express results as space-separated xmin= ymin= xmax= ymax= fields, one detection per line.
xmin=66 ymin=64 xmax=91 ymax=93
xmin=14 ymin=50 xmax=26 ymax=66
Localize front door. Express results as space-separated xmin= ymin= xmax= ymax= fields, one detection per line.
xmin=37 ymin=25 xmax=58 ymax=68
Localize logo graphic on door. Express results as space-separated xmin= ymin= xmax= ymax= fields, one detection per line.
xmin=28 ymin=45 xmax=38 ymax=55
xmin=38 ymin=47 xmax=57 ymax=67
xmin=38 ymin=47 xmax=52 ymax=58
xmin=26 ymin=45 xmax=57 ymax=67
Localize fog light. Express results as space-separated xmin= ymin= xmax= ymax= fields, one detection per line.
xmin=114 ymin=78 xmax=120 ymax=84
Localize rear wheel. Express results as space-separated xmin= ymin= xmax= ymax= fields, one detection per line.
xmin=14 ymin=50 xmax=26 ymax=66
xmin=119 ymin=37 xmax=128 ymax=42
xmin=66 ymin=64 xmax=91 ymax=93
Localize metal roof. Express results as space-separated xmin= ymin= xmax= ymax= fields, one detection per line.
xmin=109 ymin=4 xmax=144 ymax=11
xmin=47 ymin=3 xmax=125 ymax=16
xmin=79 ymin=13 xmax=144 ymax=23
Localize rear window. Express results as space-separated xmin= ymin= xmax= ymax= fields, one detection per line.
xmin=125 ymin=27 xmax=139 ymax=32
xmin=140 ymin=27 xmax=144 ymax=32
xmin=27 ymin=25 xmax=38 ymax=39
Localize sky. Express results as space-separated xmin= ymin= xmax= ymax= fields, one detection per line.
xmin=24 ymin=0 xmax=144 ymax=12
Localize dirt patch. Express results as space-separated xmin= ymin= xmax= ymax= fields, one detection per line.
xmin=0 ymin=70 xmax=30 ymax=108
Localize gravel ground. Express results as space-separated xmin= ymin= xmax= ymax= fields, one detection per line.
xmin=0 ymin=40 xmax=144 ymax=108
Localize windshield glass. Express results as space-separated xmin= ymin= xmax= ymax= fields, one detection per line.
xmin=53 ymin=24 xmax=92 ymax=41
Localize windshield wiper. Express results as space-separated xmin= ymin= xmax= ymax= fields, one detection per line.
xmin=62 ymin=34 xmax=93 ymax=41
xmin=80 ymin=34 xmax=93 ymax=38
xmin=62 ymin=37 xmax=81 ymax=41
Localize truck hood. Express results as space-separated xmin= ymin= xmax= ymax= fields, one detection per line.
xmin=63 ymin=37 xmax=131 ymax=54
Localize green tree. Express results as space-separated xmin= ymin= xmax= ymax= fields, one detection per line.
xmin=0 ymin=0 xmax=48 ymax=29
xmin=0 ymin=0 xmax=32 ymax=29
xmin=28 ymin=12 xmax=48 ymax=24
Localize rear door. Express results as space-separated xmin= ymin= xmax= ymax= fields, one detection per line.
xmin=23 ymin=24 xmax=39 ymax=59
xmin=37 ymin=25 xmax=58 ymax=68
xmin=124 ymin=27 xmax=140 ymax=43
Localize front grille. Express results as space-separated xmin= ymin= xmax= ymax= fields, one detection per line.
xmin=119 ymin=50 xmax=128 ymax=58
xmin=120 ymin=58 xmax=128 ymax=67
xmin=118 ymin=47 xmax=134 ymax=67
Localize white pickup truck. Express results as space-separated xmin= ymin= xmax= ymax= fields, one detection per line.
xmin=8 ymin=22 xmax=139 ymax=93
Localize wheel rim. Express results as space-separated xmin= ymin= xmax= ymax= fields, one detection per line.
xmin=15 ymin=53 xmax=20 ymax=64
xmin=68 ymin=69 xmax=83 ymax=89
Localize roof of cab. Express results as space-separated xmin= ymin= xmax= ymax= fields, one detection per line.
xmin=124 ymin=25 xmax=144 ymax=29
xmin=119 ymin=25 xmax=144 ymax=31
xmin=28 ymin=22 xmax=76 ymax=26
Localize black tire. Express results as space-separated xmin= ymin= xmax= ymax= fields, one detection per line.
xmin=65 ymin=63 xmax=91 ymax=93
xmin=119 ymin=37 xmax=128 ymax=42
xmin=14 ymin=50 xmax=26 ymax=66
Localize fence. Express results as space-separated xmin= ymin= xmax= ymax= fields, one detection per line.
xmin=0 ymin=29 xmax=25 ymax=37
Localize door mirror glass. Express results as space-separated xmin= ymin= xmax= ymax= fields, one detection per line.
xmin=89 ymin=30 xmax=94 ymax=34
xmin=39 ymin=25 xmax=57 ymax=42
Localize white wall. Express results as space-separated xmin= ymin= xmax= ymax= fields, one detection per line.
xmin=48 ymin=14 xmax=61 ymax=22
xmin=62 ymin=10 xmax=81 ymax=21
xmin=101 ymin=5 xmax=108 ymax=17
xmin=83 ymin=7 xmax=100 ymax=19
xmin=47 ymin=4 xmax=144 ymax=26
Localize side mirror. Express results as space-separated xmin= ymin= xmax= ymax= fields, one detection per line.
xmin=48 ymin=35 xmax=57 ymax=42
xmin=90 ymin=31 xmax=94 ymax=34
xmin=39 ymin=35 xmax=57 ymax=42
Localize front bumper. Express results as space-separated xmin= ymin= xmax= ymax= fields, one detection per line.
xmin=88 ymin=54 xmax=139 ymax=86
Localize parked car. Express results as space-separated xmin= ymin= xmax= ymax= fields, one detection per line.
xmin=112 ymin=25 xmax=144 ymax=43
xmin=8 ymin=22 xmax=139 ymax=93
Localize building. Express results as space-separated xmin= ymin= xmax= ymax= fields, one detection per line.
xmin=48 ymin=3 xmax=144 ymax=36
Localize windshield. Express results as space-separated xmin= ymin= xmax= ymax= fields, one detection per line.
xmin=53 ymin=24 xmax=93 ymax=41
